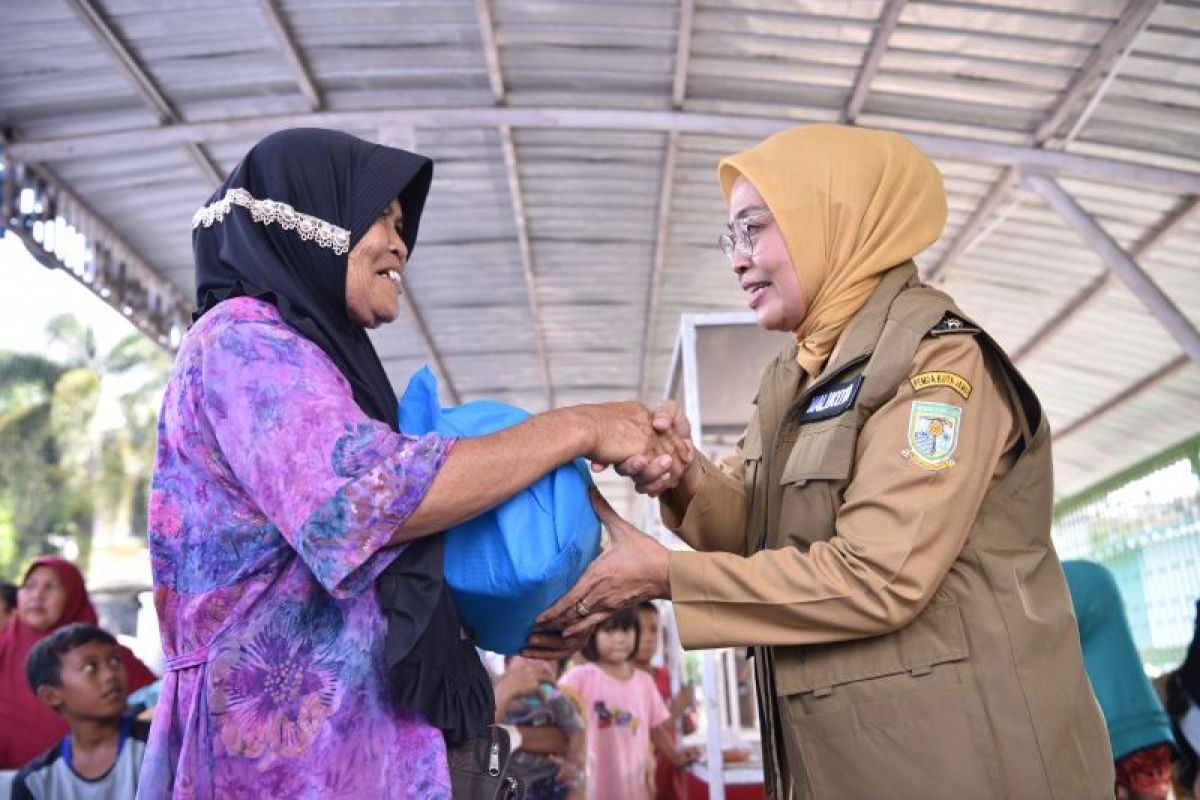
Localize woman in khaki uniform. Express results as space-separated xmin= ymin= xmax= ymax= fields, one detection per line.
xmin=536 ymin=125 xmax=1113 ymax=799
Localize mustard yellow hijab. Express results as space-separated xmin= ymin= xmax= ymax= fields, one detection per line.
xmin=719 ymin=125 xmax=948 ymax=378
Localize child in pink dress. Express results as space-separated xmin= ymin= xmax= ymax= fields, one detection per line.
xmin=558 ymin=609 xmax=695 ymax=800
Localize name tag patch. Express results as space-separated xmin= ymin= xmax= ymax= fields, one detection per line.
xmin=800 ymin=375 xmax=864 ymax=422
xmin=909 ymin=371 xmax=972 ymax=400
xmin=902 ymin=401 xmax=962 ymax=470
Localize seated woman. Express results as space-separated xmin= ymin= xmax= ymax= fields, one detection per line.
xmin=139 ymin=128 xmax=688 ymax=799
xmin=0 ymin=557 xmax=156 ymax=769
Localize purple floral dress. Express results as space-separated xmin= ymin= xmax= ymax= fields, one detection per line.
xmin=137 ymin=297 xmax=454 ymax=799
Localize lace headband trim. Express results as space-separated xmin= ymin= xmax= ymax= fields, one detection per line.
xmin=191 ymin=188 xmax=351 ymax=255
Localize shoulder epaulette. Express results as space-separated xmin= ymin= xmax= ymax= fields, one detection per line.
xmin=929 ymin=313 xmax=980 ymax=337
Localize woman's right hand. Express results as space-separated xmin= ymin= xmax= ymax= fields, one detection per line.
xmin=580 ymin=402 xmax=693 ymax=484
xmin=608 ymin=400 xmax=701 ymax=497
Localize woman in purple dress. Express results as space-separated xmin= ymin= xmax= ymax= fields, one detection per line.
xmin=137 ymin=129 xmax=688 ymax=799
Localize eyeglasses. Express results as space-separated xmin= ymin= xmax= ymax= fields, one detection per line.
xmin=717 ymin=212 xmax=773 ymax=264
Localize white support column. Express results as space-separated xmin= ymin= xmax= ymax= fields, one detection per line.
xmin=1023 ymin=173 xmax=1200 ymax=365
xmin=678 ymin=316 xmax=725 ymax=800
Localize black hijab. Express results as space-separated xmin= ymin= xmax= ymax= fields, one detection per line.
xmin=192 ymin=127 xmax=492 ymax=742
xmin=193 ymin=127 xmax=432 ymax=425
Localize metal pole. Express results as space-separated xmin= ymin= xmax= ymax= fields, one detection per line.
xmin=1023 ymin=172 xmax=1200 ymax=365
xmin=679 ymin=315 xmax=725 ymax=800
xmin=0 ymin=143 xmax=11 ymax=235
xmin=701 ymin=650 xmax=726 ymax=800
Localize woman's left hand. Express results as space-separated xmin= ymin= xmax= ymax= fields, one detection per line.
xmin=522 ymin=629 xmax=591 ymax=661
xmin=533 ymin=487 xmax=672 ymax=639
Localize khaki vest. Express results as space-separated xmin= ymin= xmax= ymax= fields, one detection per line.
xmin=743 ymin=266 xmax=1112 ymax=799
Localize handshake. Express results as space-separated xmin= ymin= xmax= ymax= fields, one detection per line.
xmin=524 ymin=400 xmax=702 ymax=657
xmin=575 ymin=399 xmax=699 ymax=498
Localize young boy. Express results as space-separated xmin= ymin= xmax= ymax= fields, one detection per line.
xmin=13 ymin=623 xmax=150 ymax=800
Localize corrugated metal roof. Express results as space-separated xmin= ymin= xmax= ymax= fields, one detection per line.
xmin=2 ymin=0 xmax=1197 ymax=517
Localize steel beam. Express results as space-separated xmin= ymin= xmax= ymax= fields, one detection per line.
xmin=63 ymin=0 xmax=176 ymax=123
xmin=1034 ymin=0 xmax=1160 ymax=144
xmin=500 ymin=126 xmax=554 ymax=410
xmin=11 ymin=108 xmax=1200 ymax=195
xmin=639 ymin=132 xmax=680 ymax=401
xmin=924 ymin=167 xmax=1018 ymax=282
xmin=1131 ymin=193 xmax=1200 ymax=255
xmin=924 ymin=0 xmax=1158 ymax=281
xmin=398 ymin=278 xmax=461 ymax=405
xmin=843 ymin=0 xmax=907 ymax=125
xmin=9 ymin=162 xmax=189 ymax=349
xmin=1052 ymin=354 xmax=1188 ymax=442
xmin=393 ymin=128 xmax=458 ymax=405
xmin=182 ymin=143 xmax=223 ymax=187
xmin=475 ymin=0 xmax=506 ymax=103
xmin=1012 ymin=271 xmax=1112 ymax=365
xmin=1024 ymin=173 xmax=1200 ymax=364
xmin=62 ymin=0 xmax=222 ymax=187
xmin=1 ymin=144 xmax=12 ymax=229
xmin=257 ymin=0 xmax=323 ymax=111
xmin=1014 ymin=194 xmax=1198 ymax=364
xmin=671 ymin=0 xmax=696 ymax=109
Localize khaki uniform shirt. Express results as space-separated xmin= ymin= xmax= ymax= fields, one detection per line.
xmin=658 ymin=267 xmax=1112 ymax=799
xmin=665 ymin=333 xmax=1016 ymax=647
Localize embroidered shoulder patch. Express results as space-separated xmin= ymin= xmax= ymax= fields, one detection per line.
xmin=929 ymin=313 xmax=980 ymax=337
xmin=902 ymin=401 xmax=961 ymax=470
xmin=909 ymin=371 xmax=972 ymax=399
xmin=799 ymin=375 xmax=864 ymax=423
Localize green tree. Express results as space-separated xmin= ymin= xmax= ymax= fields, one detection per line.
xmin=0 ymin=315 xmax=170 ymax=580
xmin=0 ymin=350 xmax=88 ymax=578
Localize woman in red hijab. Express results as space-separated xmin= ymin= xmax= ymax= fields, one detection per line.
xmin=0 ymin=556 xmax=156 ymax=769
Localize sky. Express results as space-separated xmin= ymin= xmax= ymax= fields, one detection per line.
xmin=0 ymin=232 xmax=139 ymax=355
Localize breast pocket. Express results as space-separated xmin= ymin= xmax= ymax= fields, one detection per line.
xmin=774 ymin=419 xmax=856 ymax=548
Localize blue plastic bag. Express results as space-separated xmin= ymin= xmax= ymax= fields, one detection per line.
xmin=398 ymin=366 xmax=602 ymax=654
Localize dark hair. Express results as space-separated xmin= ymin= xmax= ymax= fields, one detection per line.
xmin=0 ymin=582 xmax=16 ymax=612
xmin=25 ymin=623 xmax=118 ymax=693
xmin=581 ymin=607 xmax=640 ymax=663
xmin=637 ymin=601 xmax=658 ymax=616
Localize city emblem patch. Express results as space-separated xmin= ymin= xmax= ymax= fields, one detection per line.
xmin=902 ymin=401 xmax=962 ymax=470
